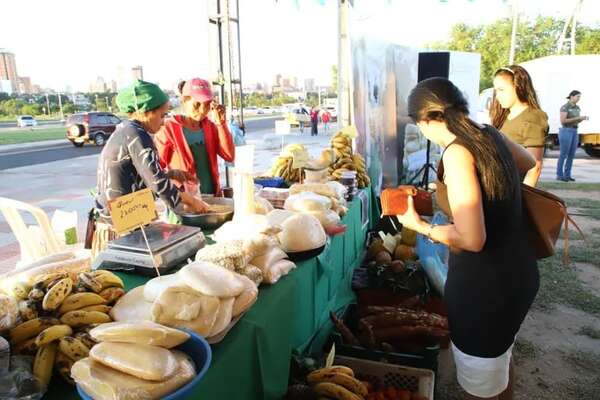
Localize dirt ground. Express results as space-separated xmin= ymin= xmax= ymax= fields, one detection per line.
xmin=435 ymin=183 xmax=600 ymax=400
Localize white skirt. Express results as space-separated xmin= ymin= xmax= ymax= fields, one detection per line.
xmin=452 ymin=342 xmax=513 ymax=398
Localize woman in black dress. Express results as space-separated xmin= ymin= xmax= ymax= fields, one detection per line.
xmin=397 ymin=77 xmax=538 ymax=400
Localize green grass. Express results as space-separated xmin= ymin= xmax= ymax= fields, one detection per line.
xmin=514 ymin=338 xmax=540 ymax=359
xmin=578 ymin=326 xmax=600 ymax=340
xmin=564 ymin=198 xmax=600 ymax=220
xmin=539 ymin=182 xmax=600 ymax=192
xmin=534 ymin=253 xmax=600 ymax=316
xmin=0 ymin=127 xmax=66 ymax=145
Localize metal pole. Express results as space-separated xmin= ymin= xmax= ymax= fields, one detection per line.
xmin=508 ymin=0 xmax=519 ymax=65
xmin=45 ymin=93 xmax=50 ymax=116
xmin=571 ymin=0 xmax=581 ymax=55
xmin=235 ymin=0 xmax=244 ymax=132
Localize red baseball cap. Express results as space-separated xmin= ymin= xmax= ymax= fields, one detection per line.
xmin=182 ymin=78 xmax=214 ymax=103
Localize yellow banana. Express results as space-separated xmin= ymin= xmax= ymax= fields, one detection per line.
xmin=98 ymin=287 xmax=125 ymax=305
xmin=79 ymin=304 xmax=111 ymax=314
xmin=35 ymin=324 xmax=73 ymax=347
xmin=9 ymin=317 xmax=60 ymax=345
xmin=307 ymin=366 xmax=355 ymax=380
xmin=11 ymin=282 xmax=31 ymax=299
xmin=308 ymin=372 xmax=368 ymax=397
xmin=58 ymin=336 xmax=90 ymax=361
xmin=60 ymin=310 xmax=111 ymax=327
xmin=33 ymin=272 xmax=68 ymax=288
xmin=73 ymin=332 xmax=97 ymax=349
xmin=55 ymin=351 xmax=75 ymax=385
xmin=79 ymin=272 xmax=103 ymax=293
xmin=42 ymin=277 xmax=73 ymax=311
xmin=313 ymin=382 xmax=362 ymax=400
xmin=58 ymin=292 xmax=107 ymax=315
xmin=33 ymin=342 xmax=58 ymax=387
xmin=92 ymin=270 xmax=124 ymax=289
xmin=18 ymin=299 xmax=39 ymax=321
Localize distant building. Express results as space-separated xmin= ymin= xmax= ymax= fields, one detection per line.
xmin=18 ymin=77 xmax=33 ymax=94
xmin=110 ymin=80 xmax=118 ymax=93
xmin=31 ymin=84 xmax=42 ymax=94
xmin=0 ymin=50 xmax=19 ymax=93
xmin=90 ymin=77 xmax=107 ymax=93
xmin=132 ymin=65 xmax=144 ymax=81
xmin=273 ymin=74 xmax=282 ymax=87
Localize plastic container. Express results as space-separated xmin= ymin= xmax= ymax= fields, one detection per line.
xmin=334 ymin=356 xmax=435 ymax=400
xmin=254 ymin=176 xmax=285 ymax=188
xmin=329 ymin=305 xmax=440 ymax=372
xmin=76 ymin=329 xmax=212 ymax=400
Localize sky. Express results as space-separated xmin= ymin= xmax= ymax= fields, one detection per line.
xmin=0 ymin=0 xmax=598 ymax=92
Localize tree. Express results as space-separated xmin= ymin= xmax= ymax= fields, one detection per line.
xmin=63 ymin=103 xmax=76 ymax=115
xmin=20 ymin=104 xmax=42 ymax=116
xmin=429 ymin=16 xmax=600 ymax=90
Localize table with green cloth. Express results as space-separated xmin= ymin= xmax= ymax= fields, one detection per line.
xmin=44 ymin=189 xmax=372 ymax=400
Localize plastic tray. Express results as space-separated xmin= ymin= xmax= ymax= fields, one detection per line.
xmin=329 ymin=304 xmax=440 ymax=372
xmin=335 ymin=355 xmax=435 ymax=400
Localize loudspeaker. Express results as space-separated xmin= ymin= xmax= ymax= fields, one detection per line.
xmin=418 ymin=52 xmax=450 ymax=82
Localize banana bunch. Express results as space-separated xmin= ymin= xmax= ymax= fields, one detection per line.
xmin=328 ymin=133 xmax=371 ymax=189
xmin=270 ymin=143 xmax=307 ymax=183
xmin=307 ymin=365 xmax=368 ymax=400
xmin=6 ymin=270 xmax=125 ymax=386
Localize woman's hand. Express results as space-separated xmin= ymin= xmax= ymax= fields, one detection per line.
xmin=395 ymin=195 xmax=426 ymax=233
xmin=208 ymin=102 xmax=227 ymax=126
xmin=183 ymin=197 xmax=209 ymax=214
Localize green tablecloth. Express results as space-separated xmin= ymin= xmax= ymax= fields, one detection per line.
xmin=44 ymin=189 xmax=371 ymax=400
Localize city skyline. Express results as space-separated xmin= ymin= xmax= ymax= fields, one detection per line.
xmin=1 ymin=0 xmax=598 ymax=93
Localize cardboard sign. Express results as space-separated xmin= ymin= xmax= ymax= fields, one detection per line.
xmin=108 ymin=189 xmax=157 ymax=234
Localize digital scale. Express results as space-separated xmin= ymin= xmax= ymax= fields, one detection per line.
xmin=92 ymin=222 xmax=206 ymax=275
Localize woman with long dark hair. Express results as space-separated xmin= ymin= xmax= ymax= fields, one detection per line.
xmin=397 ymin=78 xmax=538 ymax=400
xmin=490 ymin=65 xmax=548 ymax=187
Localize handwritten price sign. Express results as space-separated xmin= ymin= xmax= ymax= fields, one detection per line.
xmin=108 ymin=189 xmax=157 ymax=234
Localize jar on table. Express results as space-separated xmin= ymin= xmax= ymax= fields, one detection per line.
xmin=340 ymin=171 xmax=357 ymax=201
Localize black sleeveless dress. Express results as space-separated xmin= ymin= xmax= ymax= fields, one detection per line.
xmin=437 ymin=126 xmax=539 ymax=358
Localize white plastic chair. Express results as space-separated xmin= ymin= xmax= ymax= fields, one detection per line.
xmin=0 ymin=197 xmax=62 ymax=267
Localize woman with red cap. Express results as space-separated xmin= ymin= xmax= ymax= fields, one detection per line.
xmin=154 ymin=78 xmax=235 ymax=197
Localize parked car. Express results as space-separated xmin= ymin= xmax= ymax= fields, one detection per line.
xmin=65 ymin=112 xmax=121 ymax=147
xmin=17 ymin=115 xmax=38 ymax=128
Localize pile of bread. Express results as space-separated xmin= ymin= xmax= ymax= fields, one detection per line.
xmin=109 ymin=261 xmax=257 ymax=340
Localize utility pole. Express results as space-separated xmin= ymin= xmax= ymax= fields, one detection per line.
xmin=45 ymin=93 xmax=50 ymax=116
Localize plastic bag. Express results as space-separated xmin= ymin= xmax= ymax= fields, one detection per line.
xmin=415 ymin=212 xmax=449 ymax=296
xmin=51 ymin=210 xmax=78 ymax=246
xmin=0 ymin=356 xmax=44 ymax=400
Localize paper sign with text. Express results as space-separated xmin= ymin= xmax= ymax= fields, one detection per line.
xmin=107 ymin=188 xmax=157 ymax=234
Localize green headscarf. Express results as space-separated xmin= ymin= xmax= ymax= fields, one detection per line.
xmin=116 ymin=79 xmax=169 ymax=113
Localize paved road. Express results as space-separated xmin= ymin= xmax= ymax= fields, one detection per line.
xmin=0 ymin=116 xmax=282 ymax=170
xmin=0 ymin=120 xmax=62 ymax=129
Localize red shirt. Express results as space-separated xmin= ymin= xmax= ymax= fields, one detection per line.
xmin=154 ymin=115 xmax=235 ymax=196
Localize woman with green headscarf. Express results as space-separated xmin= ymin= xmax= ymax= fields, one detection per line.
xmin=91 ymin=80 xmax=208 ymax=256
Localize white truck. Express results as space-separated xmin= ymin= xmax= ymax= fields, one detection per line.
xmin=478 ymin=55 xmax=600 ymax=158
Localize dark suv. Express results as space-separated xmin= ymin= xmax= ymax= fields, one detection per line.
xmin=66 ymin=112 xmax=121 ymax=147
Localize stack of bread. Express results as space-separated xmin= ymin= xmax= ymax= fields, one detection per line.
xmin=71 ymin=321 xmax=195 ymax=400
xmin=109 ymin=262 xmax=257 ymax=340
